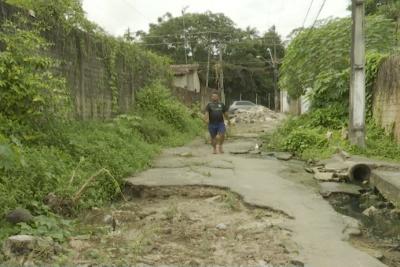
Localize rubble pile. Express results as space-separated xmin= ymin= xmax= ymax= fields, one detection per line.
xmin=230 ymin=106 xmax=281 ymax=124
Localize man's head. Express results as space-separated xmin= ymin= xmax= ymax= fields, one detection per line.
xmin=211 ymin=90 xmax=219 ymax=102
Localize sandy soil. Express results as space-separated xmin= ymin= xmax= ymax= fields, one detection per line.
xmin=67 ymin=186 xmax=299 ymax=267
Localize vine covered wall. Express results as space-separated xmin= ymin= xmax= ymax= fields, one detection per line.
xmin=373 ymin=55 xmax=400 ymax=141
xmin=0 ymin=1 xmax=172 ymax=120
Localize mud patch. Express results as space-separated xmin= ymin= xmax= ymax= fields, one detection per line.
xmin=67 ymin=186 xmax=299 ymax=266
xmin=327 ymin=190 xmax=400 ymax=267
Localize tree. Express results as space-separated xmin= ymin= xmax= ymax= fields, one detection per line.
xmin=280 ymin=16 xmax=396 ymax=110
xmin=139 ymin=12 xmax=285 ymax=107
xmin=6 ymin=0 xmax=101 ymax=32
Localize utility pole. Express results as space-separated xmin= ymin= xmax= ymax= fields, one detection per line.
xmin=272 ymin=26 xmax=279 ymax=111
xmin=268 ymin=48 xmax=278 ymax=112
xmin=182 ymin=6 xmax=189 ymax=64
xmin=218 ymin=44 xmax=225 ymax=104
xmin=206 ymin=33 xmax=211 ymax=89
xmin=349 ymin=0 xmax=366 ymax=147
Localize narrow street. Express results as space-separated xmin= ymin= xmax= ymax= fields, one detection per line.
xmin=3 ymin=1 xmax=400 ymax=267
xmin=124 ymin=121 xmax=386 ymax=267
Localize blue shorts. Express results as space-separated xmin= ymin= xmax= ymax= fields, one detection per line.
xmin=208 ymin=123 xmax=226 ymax=138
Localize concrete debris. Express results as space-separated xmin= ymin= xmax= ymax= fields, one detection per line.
xmin=178 ymin=152 xmax=193 ymax=158
xmin=304 ymin=167 xmax=314 ymax=174
xmin=2 ymin=235 xmax=36 ymax=256
xmin=363 ymin=206 xmax=378 ymax=217
xmin=249 ymin=150 xmax=262 ymax=155
xmin=342 ymin=216 xmax=362 ymax=240
xmin=230 ymin=149 xmax=251 ymax=155
xmin=314 ymin=171 xmax=334 ymax=182
xmin=230 ymin=106 xmax=281 ymax=124
xmin=205 ymin=195 xmax=222 ymax=203
xmin=2 ymin=235 xmax=60 ymax=257
xmin=276 ymin=152 xmax=293 ymax=161
xmin=319 ymin=182 xmax=363 ymax=197
xmin=216 ymin=223 xmax=228 ymax=230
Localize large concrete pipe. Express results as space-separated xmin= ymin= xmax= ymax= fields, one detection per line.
xmin=348 ymin=163 xmax=371 ymax=183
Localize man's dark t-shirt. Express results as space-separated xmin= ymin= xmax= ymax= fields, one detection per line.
xmin=206 ymin=102 xmax=227 ymax=124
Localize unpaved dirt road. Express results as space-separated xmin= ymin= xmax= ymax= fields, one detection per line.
xmin=126 ymin=121 xmax=387 ymax=267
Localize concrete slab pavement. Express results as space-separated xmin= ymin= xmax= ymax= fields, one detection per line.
xmin=126 ymin=138 xmax=387 ymax=267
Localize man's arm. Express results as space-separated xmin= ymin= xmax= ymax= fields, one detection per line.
xmin=204 ymin=111 xmax=210 ymax=124
xmin=223 ymin=104 xmax=230 ymax=124
xmin=224 ymin=112 xmax=230 ymax=125
xmin=204 ymin=104 xmax=210 ymax=124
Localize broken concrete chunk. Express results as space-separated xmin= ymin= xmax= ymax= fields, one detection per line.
xmin=314 ymin=172 xmax=334 ymax=182
xmin=319 ymin=182 xmax=362 ymax=197
xmin=178 ymin=152 xmax=193 ymax=158
xmin=2 ymin=235 xmax=36 ymax=256
xmin=276 ymin=153 xmax=293 ymax=161
xmin=229 ymin=149 xmax=251 ymax=155
xmin=304 ymin=167 xmax=314 ymax=174
xmin=341 ymin=216 xmax=362 ymax=240
xmin=363 ymin=206 xmax=378 ymax=217
xmin=205 ymin=195 xmax=222 ymax=203
xmin=324 ymin=162 xmax=349 ymax=172
xmin=216 ymin=223 xmax=227 ymax=230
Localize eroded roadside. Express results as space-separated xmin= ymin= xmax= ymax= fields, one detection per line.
xmin=69 ymin=186 xmax=299 ymax=267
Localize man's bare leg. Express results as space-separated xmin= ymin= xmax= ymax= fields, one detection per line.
xmin=218 ymin=134 xmax=225 ymax=154
xmin=211 ymin=137 xmax=218 ymax=154
xmin=216 ymin=134 xmax=225 ymax=154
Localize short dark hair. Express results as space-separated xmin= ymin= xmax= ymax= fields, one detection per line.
xmin=211 ymin=89 xmax=219 ymax=95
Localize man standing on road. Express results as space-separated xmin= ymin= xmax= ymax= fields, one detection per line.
xmin=204 ymin=90 xmax=229 ymax=154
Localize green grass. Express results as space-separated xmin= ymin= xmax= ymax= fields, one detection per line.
xmin=264 ymin=110 xmax=400 ymax=162
xmin=0 ymin=84 xmax=203 ymax=244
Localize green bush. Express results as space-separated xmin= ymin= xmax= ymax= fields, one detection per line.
xmin=283 ymin=128 xmax=328 ymax=154
xmin=305 ymin=105 xmax=347 ymax=130
xmin=0 ymin=19 xmax=69 ymax=124
xmin=136 ymin=82 xmax=198 ymax=131
xmin=265 ymin=111 xmax=400 ymax=162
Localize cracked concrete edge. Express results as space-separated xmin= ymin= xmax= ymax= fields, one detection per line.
xmin=124 ymin=181 xmax=295 ymax=220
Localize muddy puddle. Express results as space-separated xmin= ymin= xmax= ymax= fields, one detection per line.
xmin=327 ymin=189 xmax=400 ymax=267
xmin=50 ymin=186 xmax=301 ymax=267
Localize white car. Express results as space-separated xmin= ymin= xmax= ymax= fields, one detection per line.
xmin=228 ymin=101 xmax=257 ymax=114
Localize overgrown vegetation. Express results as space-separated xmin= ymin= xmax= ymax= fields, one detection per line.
xmin=269 ymin=1 xmax=400 ymax=161
xmin=264 ymin=108 xmax=400 ymax=161
xmin=0 ymin=0 xmax=202 ymax=246
xmin=281 ymin=16 xmax=395 ymax=110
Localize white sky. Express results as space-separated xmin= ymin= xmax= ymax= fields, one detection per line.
xmin=82 ymin=0 xmax=351 ymax=39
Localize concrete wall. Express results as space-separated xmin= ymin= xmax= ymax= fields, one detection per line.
xmin=173 ymin=71 xmax=201 ymax=93
xmin=280 ymin=90 xmax=302 ymax=115
xmin=0 ymin=2 xmax=170 ymax=120
xmin=373 ymin=55 xmax=400 ymax=141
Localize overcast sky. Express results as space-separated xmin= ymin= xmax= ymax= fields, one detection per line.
xmin=82 ymin=0 xmax=351 ymax=39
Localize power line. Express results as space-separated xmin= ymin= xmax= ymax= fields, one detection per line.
xmin=136 ymin=38 xmax=284 ymax=47
xmin=302 ymin=0 xmax=315 ymax=28
xmin=119 ymin=0 xmax=150 ymax=22
xmin=310 ymin=0 xmax=327 ymax=29
xmin=140 ymin=31 xmax=282 ymax=40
